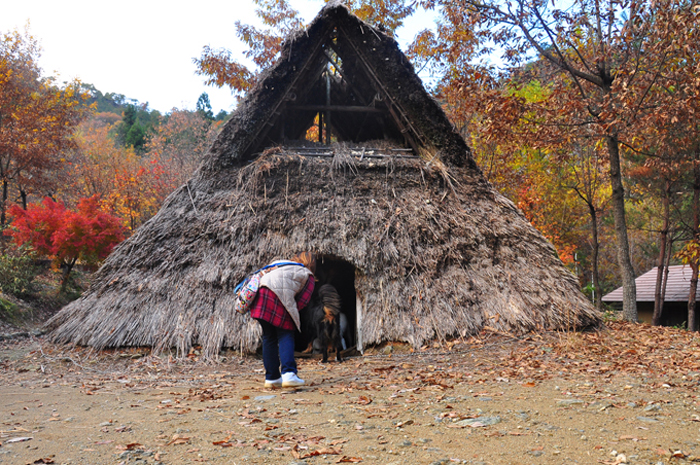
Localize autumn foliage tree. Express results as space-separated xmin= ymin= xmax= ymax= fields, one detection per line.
xmin=63 ymin=108 xmax=220 ymax=231
xmin=0 ymin=28 xmax=90 ymax=224
xmin=4 ymin=196 xmax=125 ymax=291
xmin=408 ymin=0 xmax=700 ymax=322
xmin=145 ymin=109 xmax=220 ymax=192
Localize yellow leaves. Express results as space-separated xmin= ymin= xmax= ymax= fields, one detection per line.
xmin=676 ymin=240 xmax=700 ymax=266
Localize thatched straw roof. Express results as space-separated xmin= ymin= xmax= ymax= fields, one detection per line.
xmin=46 ymin=3 xmax=600 ymax=357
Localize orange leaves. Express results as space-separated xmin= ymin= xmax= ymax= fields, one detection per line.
xmin=1 ymin=28 xmax=89 ymax=224
xmin=342 ymin=0 xmax=416 ymax=33
xmin=194 ymin=46 xmax=255 ymax=94
xmin=66 ymin=108 xmax=217 ymax=231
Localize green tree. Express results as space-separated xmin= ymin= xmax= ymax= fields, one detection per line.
xmin=116 ymin=103 xmax=154 ymax=151
xmin=196 ymin=92 xmax=214 ymax=121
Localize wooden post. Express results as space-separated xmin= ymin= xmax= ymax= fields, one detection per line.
xmin=279 ymin=110 xmax=285 ymax=141
xmin=325 ymin=69 xmax=331 ymax=145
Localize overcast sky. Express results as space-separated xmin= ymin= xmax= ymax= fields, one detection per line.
xmin=0 ymin=1 xmax=433 ymax=115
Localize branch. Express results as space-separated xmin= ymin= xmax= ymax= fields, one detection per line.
xmin=527 ymin=4 xmax=604 ymax=91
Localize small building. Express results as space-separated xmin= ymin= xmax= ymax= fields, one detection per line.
xmin=602 ymin=265 xmax=697 ymax=326
xmin=46 ymin=3 xmax=599 ymax=357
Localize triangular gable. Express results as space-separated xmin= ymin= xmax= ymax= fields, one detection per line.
xmin=206 ymin=3 xmax=474 ymax=170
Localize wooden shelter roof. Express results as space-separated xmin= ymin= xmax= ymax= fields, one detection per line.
xmin=602 ymin=265 xmax=699 ymax=303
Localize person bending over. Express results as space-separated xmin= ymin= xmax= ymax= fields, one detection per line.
xmin=249 ymin=252 xmax=316 ymax=388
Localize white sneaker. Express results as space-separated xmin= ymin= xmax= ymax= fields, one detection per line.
xmin=281 ymin=372 xmax=305 ymax=387
xmin=264 ymin=377 xmax=282 ymax=388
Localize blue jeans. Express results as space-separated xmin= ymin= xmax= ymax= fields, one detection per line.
xmin=257 ymin=320 xmax=297 ymax=380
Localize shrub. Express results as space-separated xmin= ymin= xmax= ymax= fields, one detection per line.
xmin=0 ymin=249 xmax=36 ymax=298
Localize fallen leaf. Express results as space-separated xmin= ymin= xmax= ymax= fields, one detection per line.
xmin=167 ymin=435 xmax=190 ymax=446
xmin=292 ymin=444 xmax=342 ymax=459
xmin=115 ymin=443 xmax=142 ymax=451
xmin=336 ymin=456 xmax=362 ymax=463
xmin=618 ymin=435 xmax=646 ymax=441
xmin=213 ymin=441 xmax=233 ymax=447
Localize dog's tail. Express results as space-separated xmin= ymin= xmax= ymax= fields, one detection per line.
xmin=318 ymin=284 xmax=341 ymax=312
xmin=318 ymin=284 xmax=341 ymax=324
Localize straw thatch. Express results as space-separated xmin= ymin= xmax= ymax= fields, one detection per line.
xmin=46 ymin=3 xmax=600 ymax=357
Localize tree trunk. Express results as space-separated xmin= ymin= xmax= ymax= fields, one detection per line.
xmin=690 ymin=264 xmax=699 ymax=331
xmin=652 ymin=181 xmax=671 ymax=325
xmin=662 ymin=239 xmax=672 ymax=304
xmin=1 ymin=178 xmax=7 ymax=226
xmin=606 ymin=134 xmax=638 ymax=321
xmin=689 ymin=151 xmax=700 ymax=332
xmin=588 ymin=201 xmax=602 ymax=309
xmin=60 ymin=258 xmax=77 ymax=293
xmin=20 ymin=188 xmax=27 ymax=210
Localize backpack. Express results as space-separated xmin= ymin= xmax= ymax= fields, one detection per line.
xmin=234 ymin=261 xmax=303 ymax=314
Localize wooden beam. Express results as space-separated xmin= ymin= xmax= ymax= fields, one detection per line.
xmin=241 ymin=24 xmax=333 ymax=158
xmin=289 ymin=105 xmax=382 ymax=113
xmin=335 ymin=25 xmax=427 ymax=153
xmin=323 ymin=48 xmax=370 ymax=106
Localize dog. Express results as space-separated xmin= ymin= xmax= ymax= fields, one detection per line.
xmin=308 ymin=284 xmax=343 ymax=363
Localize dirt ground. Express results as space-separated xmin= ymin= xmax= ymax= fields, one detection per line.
xmin=1 ymin=321 xmax=699 ymax=465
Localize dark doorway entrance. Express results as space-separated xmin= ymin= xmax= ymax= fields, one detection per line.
xmin=295 ymin=254 xmax=357 ymax=352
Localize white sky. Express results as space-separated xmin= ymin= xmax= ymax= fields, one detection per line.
xmin=0 ymin=0 xmax=434 ymax=115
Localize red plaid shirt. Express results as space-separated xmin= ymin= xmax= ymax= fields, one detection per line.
xmin=250 ymin=275 xmax=315 ymax=330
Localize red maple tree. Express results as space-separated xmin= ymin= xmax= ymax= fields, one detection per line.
xmin=5 ymin=196 xmax=126 ymax=291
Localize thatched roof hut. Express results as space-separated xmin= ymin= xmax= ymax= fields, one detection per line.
xmin=47 ymin=3 xmax=600 ymax=357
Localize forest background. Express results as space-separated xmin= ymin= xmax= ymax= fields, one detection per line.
xmin=1 ymin=0 xmax=699 ymax=330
